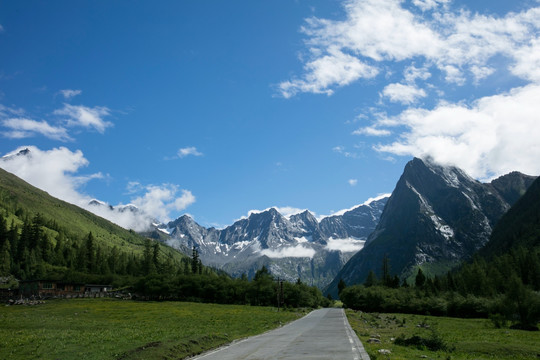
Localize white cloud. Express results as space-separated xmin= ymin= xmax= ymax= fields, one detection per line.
xmin=0 ymin=145 xmax=196 ymax=231
xmin=352 ymin=126 xmax=391 ymax=136
xmin=279 ymin=0 xmax=540 ymax=96
xmin=348 ymin=179 xmax=358 ymax=186
xmin=279 ymin=48 xmax=378 ymax=97
xmin=0 ymin=146 xmax=95 ymax=205
xmin=178 ymin=146 xmax=203 ymax=158
xmin=381 ymin=83 xmax=427 ymax=104
xmin=375 ymin=84 xmax=540 ymax=179
xmin=332 ymin=145 xmax=359 ymax=158
xmin=275 ymin=206 xmax=308 ymax=218
xmin=510 ymin=37 xmax=540 ymax=82
xmin=470 ymin=65 xmax=495 ymax=83
xmin=280 ymin=0 xmax=540 ymax=180
xmin=442 ymin=65 xmax=465 ymax=85
xmin=362 ymin=193 xmax=392 ymax=206
xmin=1 ymin=118 xmax=71 ymax=141
xmin=317 ymin=193 xmax=391 ymax=220
xmin=130 ymin=185 xmax=195 ymax=223
xmin=243 ymin=206 xmax=309 ymax=220
xmin=0 ymin=24 xmax=4 ymax=33
xmin=260 ymin=244 xmax=316 ymax=258
xmin=404 ymin=64 xmax=431 ymax=83
xmin=412 ymin=0 xmax=450 ymax=12
xmin=325 ymin=237 xmax=366 ymax=252
xmin=54 ymin=104 xmax=112 ymax=133
xmin=59 ymin=89 xmax=82 ymax=99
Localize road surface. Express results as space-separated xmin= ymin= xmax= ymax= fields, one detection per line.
xmin=192 ymin=308 xmax=370 ymax=360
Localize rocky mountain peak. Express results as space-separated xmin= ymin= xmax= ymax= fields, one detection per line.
xmin=290 ymin=210 xmax=318 ymax=227
xmin=325 ymin=158 xmax=537 ymax=298
xmin=490 ymin=171 xmax=537 ymax=205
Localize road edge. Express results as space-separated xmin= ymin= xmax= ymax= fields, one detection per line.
xmin=341 ymin=308 xmax=371 ymax=360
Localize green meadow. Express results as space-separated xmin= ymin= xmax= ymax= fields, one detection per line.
xmin=346 ymin=310 xmax=540 ymax=359
xmin=0 ymin=298 xmax=303 ymax=360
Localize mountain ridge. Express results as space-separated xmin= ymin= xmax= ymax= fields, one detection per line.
xmin=325 ymin=157 xmax=536 ymax=297
xmin=165 ymin=197 xmax=389 ymax=288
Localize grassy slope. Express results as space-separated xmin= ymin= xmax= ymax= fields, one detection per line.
xmin=0 ymin=298 xmax=303 ymax=360
xmin=347 ymin=310 xmax=540 ymax=359
xmin=0 ymin=167 xmax=184 ymax=260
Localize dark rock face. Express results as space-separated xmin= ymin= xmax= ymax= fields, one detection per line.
xmin=325 ymin=157 xmax=536 ymax=297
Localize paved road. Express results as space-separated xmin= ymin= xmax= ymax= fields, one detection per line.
xmin=192 ymin=308 xmax=370 ymax=360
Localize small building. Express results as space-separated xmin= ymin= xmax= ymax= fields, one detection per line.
xmin=19 ymin=280 xmax=86 ymax=297
xmin=85 ymin=284 xmax=112 ymax=293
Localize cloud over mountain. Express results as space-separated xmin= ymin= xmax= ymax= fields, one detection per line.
xmin=0 ymin=146 xmax=196 ymax=231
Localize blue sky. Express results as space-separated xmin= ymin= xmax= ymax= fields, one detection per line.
xmin=1 ymin=0 xmax=540 ymax=229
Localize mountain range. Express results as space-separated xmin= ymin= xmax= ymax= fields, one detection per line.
xmin=163 ymin=197 xmax=388 ymax=288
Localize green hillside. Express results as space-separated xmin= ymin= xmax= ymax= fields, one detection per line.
xmin=480 ymin=175 xmax=540 ymax=258
xmin=0 ymin=167 xmax=189 ymax=282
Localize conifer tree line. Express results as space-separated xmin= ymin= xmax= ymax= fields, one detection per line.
xmin=0 ymin=210 xmax=329 ymax=308
xmin=0 ymin=210 xmax=200 ymax=282
xmin=339 ymin=250 xmax=540 ymax=330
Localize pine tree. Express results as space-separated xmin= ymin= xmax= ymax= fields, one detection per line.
xmin=85 ymin=232 xmax=95 ymax=273
xmin=152 ymin=242 xmax=160 ymax=272
xmin=337 ymin=278 xmax=347 ymax=294
xmin=364 ymin=271 xmax=377 ymax=287
xmin=0 ymin=240 xmax=11 ymax=276
xmin=191 ymin=246 xmax=199 ymax=274
xmin=415 ymin=268 xmax=426 ymax=288
xmin=381 ymin=254 xmax=391 ymax=287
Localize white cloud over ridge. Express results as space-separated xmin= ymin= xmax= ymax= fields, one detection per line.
xmin=260 ymin=244 xmax=316 ymax=259
xmin=375 ymin=84 xmax=540 ymax=179
xmin=240 ymin=206 xmax=308 ymax=221
xmin=0 ymin=146 xmax=196 ymax=231
xmin=325 ymin=237 xmax=366 ymax=252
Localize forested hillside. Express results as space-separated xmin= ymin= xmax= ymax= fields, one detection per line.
xmin=0 ymin=167 xmax=193 ymax=284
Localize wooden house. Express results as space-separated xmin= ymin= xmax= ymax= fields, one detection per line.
xmin=19 ymin=280 xmax=85 ymax=297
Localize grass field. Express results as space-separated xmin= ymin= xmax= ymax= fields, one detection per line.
xmin=346 ymin=310 xmax=540 ymax=359
xmin=0 ymin=298 xmax=304 ymax=360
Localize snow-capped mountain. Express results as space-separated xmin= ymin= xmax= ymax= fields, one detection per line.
xmin=165 ymin=197 xmax=389 ymax=288
xmin=1 ymin=147 xmax=31 ymax=160
xmin=325 ymin=157 xmax=537 ymax=297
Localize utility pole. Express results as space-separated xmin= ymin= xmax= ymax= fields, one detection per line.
xmin=276 ymin=277 xmax=284 ymax=311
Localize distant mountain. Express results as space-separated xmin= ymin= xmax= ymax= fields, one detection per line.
xmin=480 ymin=175 xmax=540 ymax=257
xmin=319 ymin=197 xmax=388 ymax=239
xmin=165 ymin=197 xmax=389 ymax=288
xmin=325 ymin=157 xmax=536 ymax=297
xmin=1 ymin=147 xmax=31 ymax=160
